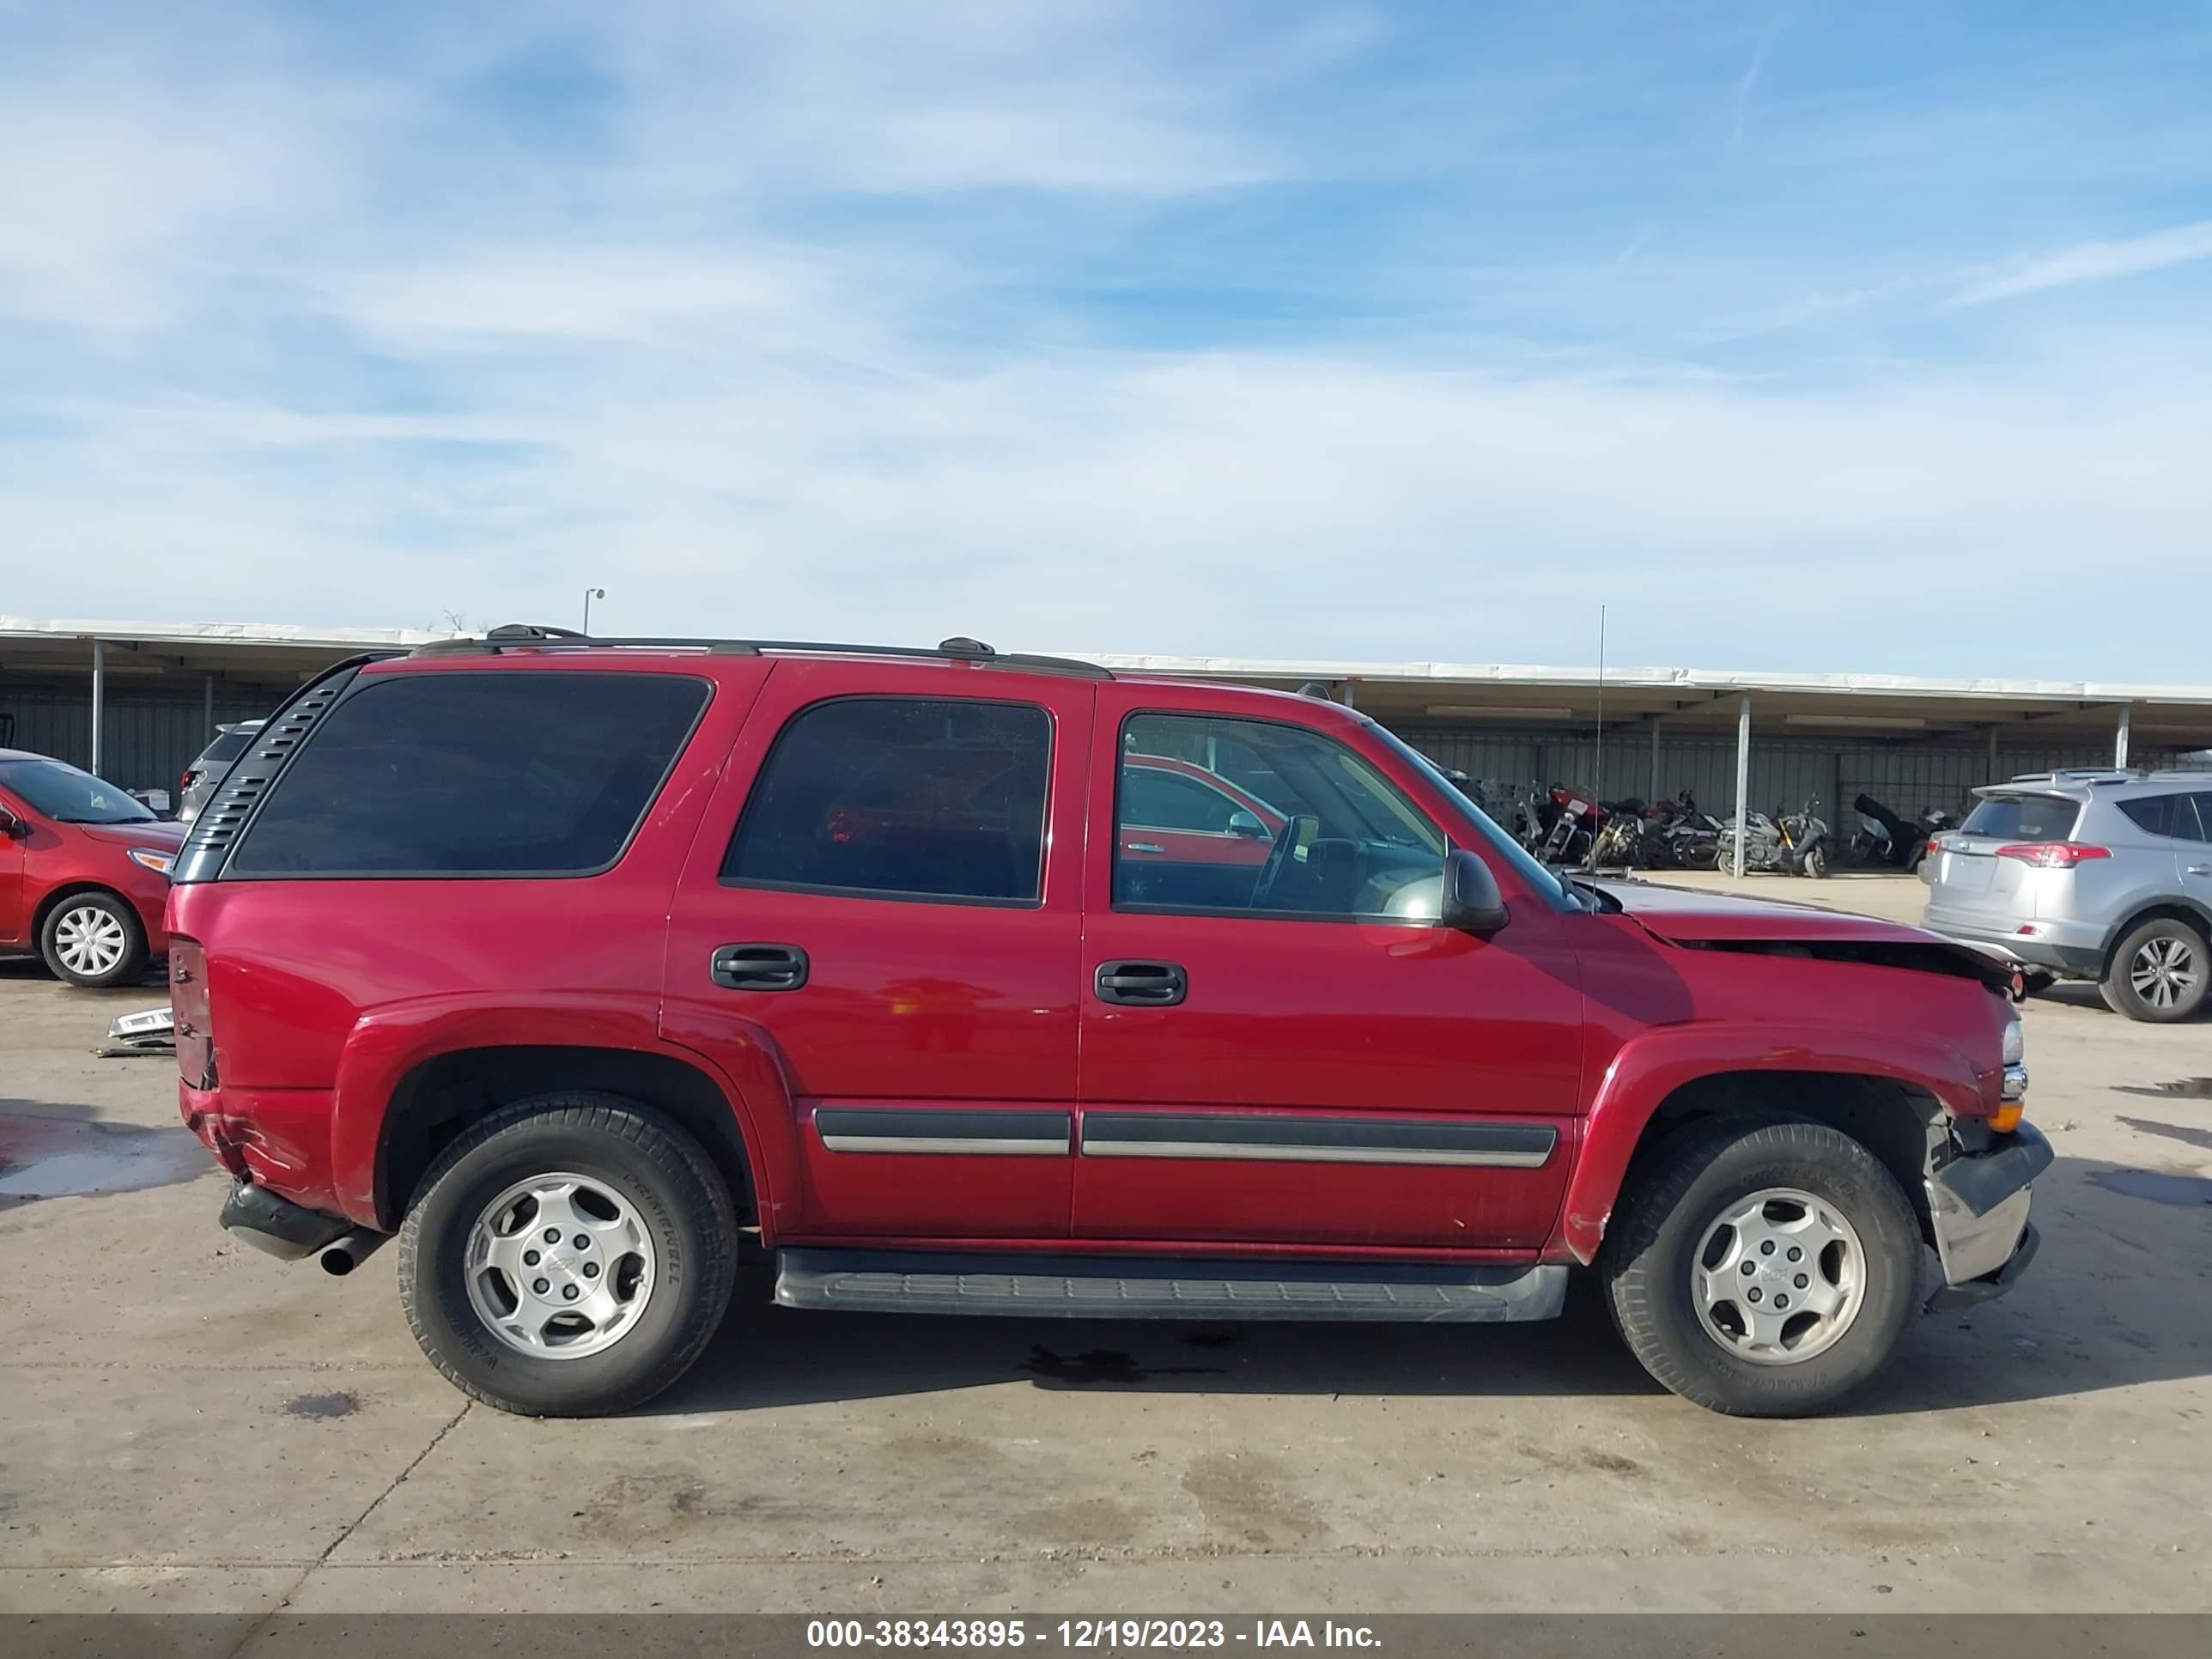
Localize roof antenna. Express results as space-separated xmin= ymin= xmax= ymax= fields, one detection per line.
xmin=1591 ymin=603 xmax=1607 ymax=868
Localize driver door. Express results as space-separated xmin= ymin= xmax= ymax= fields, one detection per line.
xmin=1073 ymin=687 xmax=1585 ymax=1251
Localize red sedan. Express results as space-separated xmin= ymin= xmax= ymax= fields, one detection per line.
xmin=0 ymin=748 xmax=183 ymax=987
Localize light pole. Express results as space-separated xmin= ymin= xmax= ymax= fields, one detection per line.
xmin=582 ymin=587 xmax=605 ymax=633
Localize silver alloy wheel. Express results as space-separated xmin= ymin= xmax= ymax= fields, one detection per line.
xmin=54 ymin=904 xmax=130 ymax=978
xmin=464 ymin=1171 xmax=657 ymax=1359
xmin=2130 ymin=936 xmax=2203 ymax=1011
xmin=1692 ymin=1187 xmax=1866 ymax=1365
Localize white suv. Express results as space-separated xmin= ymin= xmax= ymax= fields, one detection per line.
xmin=1922 ymin=769 xmax=2212 ymax=1023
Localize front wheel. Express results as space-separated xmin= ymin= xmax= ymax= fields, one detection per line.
xmin=1599 ymin=1116 xmax=1922 ymax=1416
xmin=1800 ymin=843 xmax=1830 ymax=879
xmin=398 ymin=1094 xmax=737 ymax=1416
xmin=40 ymin=891 xmax=149 ymax=988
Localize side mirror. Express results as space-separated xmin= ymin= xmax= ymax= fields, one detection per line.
xmin=1226 ymin=810 xmax=1268 ymax=839
xmin=0 ymin=810 xmax=27 ymax=841
xmin=1440 ymin=848 xmax=1509 ymax=935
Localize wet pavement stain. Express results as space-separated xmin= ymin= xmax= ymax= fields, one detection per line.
xmin=0 ymin=1109 xmax=211 ymax=1202
xmin=2089 ymin=1169 xmax=2212 ymax=1207
xmin=1020 ymin=1346 xmax=1224 ymax=1385
xmin=284 ymin=1391 xmax=358 ymax=1419
xmin=2114 ymin=1077 xmax=2212 ymax=1101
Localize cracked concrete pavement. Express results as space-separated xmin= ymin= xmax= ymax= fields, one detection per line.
xmin=3 ymin=872 xmax=2207 ymax=1615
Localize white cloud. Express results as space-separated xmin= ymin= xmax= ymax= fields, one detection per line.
xmin=1950 ymin=220 xmax=2212 ymax=307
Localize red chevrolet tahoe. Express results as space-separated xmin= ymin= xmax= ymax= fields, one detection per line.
xmin=168 ymin=627 xmax=2049 ymax=1419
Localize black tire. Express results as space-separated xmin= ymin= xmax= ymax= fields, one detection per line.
xmin=2100 ymin=916 xmax=2210 ymax=1024
xmin=1599 ymin=1115 xmax=1922 ymax=1417
xmin=38 ymin=890 xmax=149 ymax=988
xmin=398 ymin=1094 xmax=737 ymax=1416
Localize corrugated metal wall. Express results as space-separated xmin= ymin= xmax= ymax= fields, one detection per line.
xmin=0 ymin=681 xmax=285 ymax=799
xmin=1395 ymin=726 xmax=2178 ymax=825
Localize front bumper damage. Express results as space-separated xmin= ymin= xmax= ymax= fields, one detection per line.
xmin=1925 ymin=1121 xmax=2052 ymax=1310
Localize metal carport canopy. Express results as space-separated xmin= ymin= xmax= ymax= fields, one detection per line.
xmin=1082 ymin=654 xmax=2212 ymax=747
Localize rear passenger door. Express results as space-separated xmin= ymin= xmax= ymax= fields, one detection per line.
xmin=2174 ymin=793 xmax=2212 ymax=907
xmin=662 ymin=661 xmax=1092 ymax=1242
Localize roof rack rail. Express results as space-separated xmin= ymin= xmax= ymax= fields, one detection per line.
xmin=408 ymin=626 xmax=1112 ymax=679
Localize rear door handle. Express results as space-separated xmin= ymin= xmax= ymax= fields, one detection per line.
xmin=2188 ymin=866 xmax=2212 ymax=877
xmin=1094 ymin=959 xmax=1188 ymax=1006
xmin=711 ymin=943 xmax=810 ymax=992
xmin=1123 ymin=841 xmax=1166 ymax=855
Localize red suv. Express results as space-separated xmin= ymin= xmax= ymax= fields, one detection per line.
xmin=1 ymin=748 xmax=183 ymax=987
xmin=169 ymin=629 xmax=2049 ymax=1419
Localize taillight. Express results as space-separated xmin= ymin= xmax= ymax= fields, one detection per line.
xmin=1923 ymin=836 xmax=1945 ymax=859
xmin=1995 ymin=842 xmax=2111 ymax=869
xmin=170 ymin=939 xmax=216 ymax=1089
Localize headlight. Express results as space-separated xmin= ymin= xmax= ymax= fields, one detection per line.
xmin=2002 ymin=1014 xmax=2025 ymax=1068
xmin=127 ymin=847 xmax=176 ymax=876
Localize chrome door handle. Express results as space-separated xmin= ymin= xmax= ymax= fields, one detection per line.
xmin=1124 ymin=842 xmax=1165 ymax=854
xmin=2187 ymin=865 xmax=2212 ymax=877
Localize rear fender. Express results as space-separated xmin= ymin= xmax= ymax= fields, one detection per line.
xmin=1547 ymin=1021 xmax=1991 ymax=1265
xmin=329 ymin=994 xmax=798 ymax=1234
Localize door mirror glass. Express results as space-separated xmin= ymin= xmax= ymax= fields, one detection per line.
xmin=0 ymin=809 xmax=26 ymax=840
xmin=1225 ymin=809 xmax=1268 ymax=839
xmin=1440 ymin=848 xmax=1509 ymax=935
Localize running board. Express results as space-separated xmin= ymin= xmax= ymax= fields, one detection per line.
xmin=774 ymin=1249 xmax=1567 ymax=1323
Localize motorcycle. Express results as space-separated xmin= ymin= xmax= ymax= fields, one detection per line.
xmin=1717 ymin=799 xmax=1832 ymax=878
xmin=1648 ymin=791 xmax=1723 ymax=869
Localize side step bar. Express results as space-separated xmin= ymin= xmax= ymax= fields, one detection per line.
xmin=775 ymin=1249 xmax=1567 ymax=1324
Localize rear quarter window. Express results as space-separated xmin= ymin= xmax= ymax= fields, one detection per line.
xmin=227 ymin=671 xmax=708 ymax=877
xmin=1960 ymin=793 xmax=2081 ymax=842
xmin=2118 ymin=793 xmax=2209 ymax=841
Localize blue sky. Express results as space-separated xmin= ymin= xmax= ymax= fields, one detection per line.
xmin=2 ymin=0 xmax=2208 ymax=678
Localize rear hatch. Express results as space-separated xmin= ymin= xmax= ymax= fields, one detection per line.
xmin=1926 ymin=790 xmax=2081 ymax=923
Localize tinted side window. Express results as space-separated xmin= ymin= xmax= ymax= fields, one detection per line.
xmin=229 ymin=672 xmax=708 ymax=876
xmin=2118 ymin=795 xmax=2179 ymax=838
xmin=2185 ymin=794 xmax=2212 ymax=843
xmin=1960 ymin=794 xmax=2081 ymax=842
xmin=723 ymin=698 xmax=1050 ymax=904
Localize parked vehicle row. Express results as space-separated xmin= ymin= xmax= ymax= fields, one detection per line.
xmin=169 ymin=626 xmax=2047 ymax=1421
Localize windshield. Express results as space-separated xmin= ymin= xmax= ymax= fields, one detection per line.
xmin=1960 ymin=793 xmax=2080 ymax=842
xmin=1367 ymin=723 xmax=1577 ymax=908
xmin=199 ymin=725 xmax=262 ymax=767
xmin=0 ymin=760 xmax=157 ymax=824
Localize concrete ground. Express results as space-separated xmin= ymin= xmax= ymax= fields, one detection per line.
xmin=3 ymin=872 xmax=2207 ymax=1617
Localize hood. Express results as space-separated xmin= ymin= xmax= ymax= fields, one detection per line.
xmin=79 ymin=820 xmax=188 ymax=852
xmin=1589 ymin=877 xmax=2009 ymax=986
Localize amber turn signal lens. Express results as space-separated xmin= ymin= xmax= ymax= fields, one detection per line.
xmin=1989 ymin=1103 xmax=2024 ymax=1133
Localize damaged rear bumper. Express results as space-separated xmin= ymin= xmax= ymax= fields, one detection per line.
xmin=1925 ymin=1121 xmax=2052 ymax=1310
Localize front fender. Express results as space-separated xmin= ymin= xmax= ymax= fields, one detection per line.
xmin=327 ymin=993 xmax=789 ymax=1232
xmin=1546 ymin=1020 xmax=1990 ymax=1266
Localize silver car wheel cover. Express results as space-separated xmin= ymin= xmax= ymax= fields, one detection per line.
xmin=1692 ymin=1186 xmax=1867 ymax=1365
xmin=464 ymin=1171 xmax=658 ymax=1360
xmin=54 ymin=905 xmax=129 ymax=977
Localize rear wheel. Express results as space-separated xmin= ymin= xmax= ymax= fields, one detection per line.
xmin=2101 ymin=917 xmax=2209 ymax=1023
xmin=1801 ymin=843 xmax=1830 ymax=879
xmin=1600 ymin=1115 xmax=1922 ymax=1416
xmin=39 ymin=891 xmax=149 ymax=988
xmin=398 ymin=1094 xmax=737 ymax=1416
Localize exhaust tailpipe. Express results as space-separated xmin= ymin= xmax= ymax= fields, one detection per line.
xmin=319 ymin=1230 xmax=391 ymax=1277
